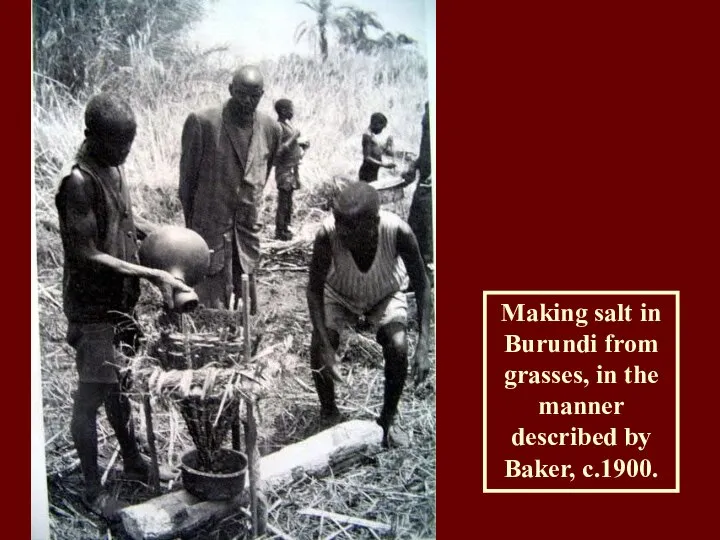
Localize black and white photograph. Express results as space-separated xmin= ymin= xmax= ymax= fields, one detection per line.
xmin=32 ymin=1 xmax=436 ymax=538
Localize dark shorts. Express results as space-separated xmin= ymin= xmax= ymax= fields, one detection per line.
xmin=359 ymin=162 xmax=380 ymax=182
xmin=66 ymin=322 xmax=126 ymax=384
xmin=276 ymin=165 xmax=300 ymax=191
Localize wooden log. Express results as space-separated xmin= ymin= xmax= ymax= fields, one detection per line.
xmin=119 ymin=420 xmax=382 ymax=540
xmin=120 ymin=490 xmax=242 ymax=540
xmin=259 ymin=419 xmax=383 ymax=491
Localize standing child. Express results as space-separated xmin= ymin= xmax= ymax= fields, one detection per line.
xmin=358 ymin=112 xmax=396 ymax=182
xmin=55 ymin=93 xmax=192 ymax=520
xmin=274 ymin=98 xmax=309 ymax=240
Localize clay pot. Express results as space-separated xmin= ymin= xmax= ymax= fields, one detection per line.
xmin=138 ymin=226 xmax=210 ymax=312
xmin=180 ymin=449 xmax=248 ymax=501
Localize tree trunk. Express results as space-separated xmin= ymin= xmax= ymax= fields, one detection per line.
xmin=119 ymin=420 xmax=383 ymax=540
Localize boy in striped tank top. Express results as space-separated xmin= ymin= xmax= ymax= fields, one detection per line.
xmin=307 ymin=182 xmax=432 ymax=448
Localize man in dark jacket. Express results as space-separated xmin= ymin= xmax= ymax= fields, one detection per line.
xmin=179 ymin=65 xmax=282 ymax=312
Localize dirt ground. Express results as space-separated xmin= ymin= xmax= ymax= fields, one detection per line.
xmin=37 ymin=201 xmax=436 ymax=540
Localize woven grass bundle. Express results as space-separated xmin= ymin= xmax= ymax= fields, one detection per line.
xmin=138 ymin=365 xmax=263 ymax=471
xmin=184 ymin=308 xmax=245 ymax=334
xmin=136 ymin=305 xmax=266 ymax=471
xmin=151 ymin=332 xmax=245 ymax=371
xmin=179 ymin=394 xmax=239 ymax=471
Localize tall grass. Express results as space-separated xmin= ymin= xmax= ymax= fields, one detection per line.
xmin=34 ymin=45 xmax=432 ymax=539
xmin=33 ymin=47 xmax=429 ymax=237
xmin=33 ymin=0 xmax=208 ymax=94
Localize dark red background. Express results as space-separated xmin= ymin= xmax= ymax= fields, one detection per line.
xmin=19 ymin=1 xmax=718 ymax=538
xmin=432 ymin=1 xmax=717 ymax=538
xmin=485 ymin=293 xmax=677 ymax=490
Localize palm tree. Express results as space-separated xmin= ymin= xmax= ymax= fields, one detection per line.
xmin=394 ymin=33 xmax=417 ymax=46
xmin=294 ymin=2 xmax=416 ymax=59
xmin=375 ymin=32 xmax=418 ymax=51
xmin=336 ymin=6 xmax=384 ymax=53
xmin=377 ymin=32 xmax=396 ymax=50
xmin=294 ymin=0 xmax=337 ymax=62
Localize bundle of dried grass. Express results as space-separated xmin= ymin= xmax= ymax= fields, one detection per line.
xmin=181 ymin=307 xmax=244 ymax=335
xmin=149 ymin=331 xmax=245 ymax=371
xmin=261 ymin=239 xmax=313 ymax=270
xmin=140 ymin=365 xmax=260 ymax=401
xmin=178 ymin=394 xmax=238 ymax=472
xmin=132 ymin=302 xmax=269 ymax=472
xmin=133 ymin=364 xmax=264 ymax=471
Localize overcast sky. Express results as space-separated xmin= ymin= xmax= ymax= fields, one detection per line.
xmin=189 ymin=0 xmax=434 ymax=62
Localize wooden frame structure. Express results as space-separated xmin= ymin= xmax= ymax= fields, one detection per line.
xmin=137 ymin=274 xmax=266 ymax=537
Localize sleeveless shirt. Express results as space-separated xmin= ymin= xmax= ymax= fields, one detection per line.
xmin=55 ymin=153 xmax=141 ymax=323
xmin=323 ymin=210 xmax=408 ymax=314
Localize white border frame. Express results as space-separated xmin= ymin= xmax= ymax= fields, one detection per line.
xmin=482 ymin=290 xmax=680 ymax=494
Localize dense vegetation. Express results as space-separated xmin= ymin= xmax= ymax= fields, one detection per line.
xmin=33 ymin=2 xmax=433 ymax=538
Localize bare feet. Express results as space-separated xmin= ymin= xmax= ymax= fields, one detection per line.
xmin=377 ymin=419 xmax=410 ymax=449
xmin=319 ymin=406 xmax=345 ymax=429
xmin=82 ymin=491 xmax=128 ymax=521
